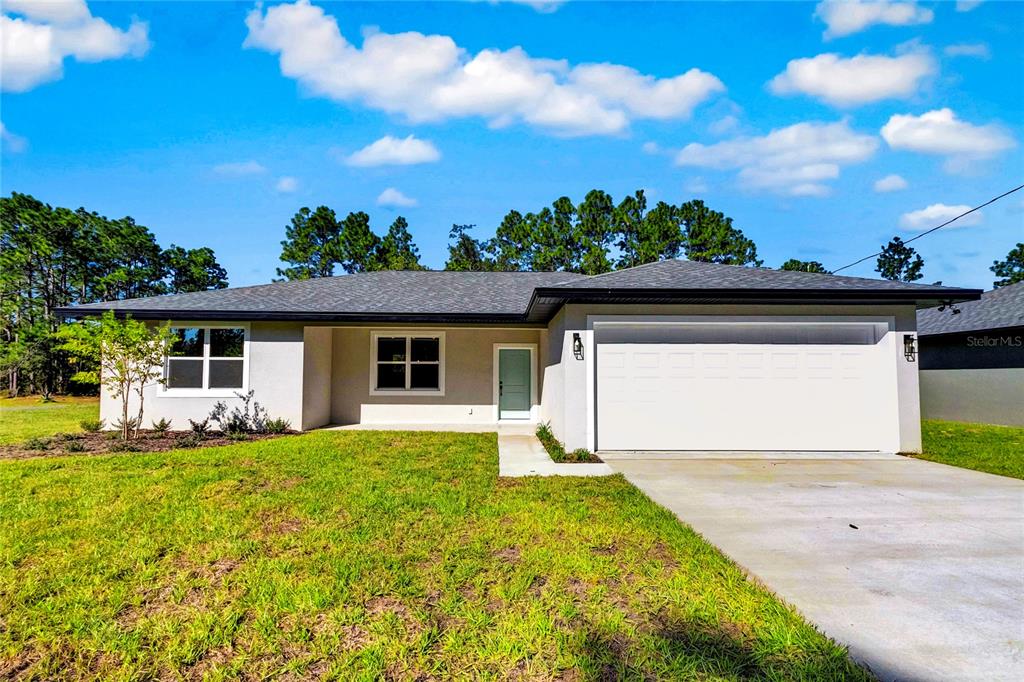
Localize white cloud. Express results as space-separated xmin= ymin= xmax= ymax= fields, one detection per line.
xmin=769 ymin=50 xmax=933 ymax=106
xmin=944 ymin=43 xmax=990 ymax=59
xmin=956 ymin=1 xmax=984 ymax=11
xmin=815 ymin=0 xmax=933 ymax=39
xmin=684 ymin=177 xmax=709 ymax=194
xmin=492 ymin=0 xmax=566 ymax=13
xmin=0 ymin=0 xmax=149 ymax=92
xmin=213 ymin=160 xmax=267 ymax=176
xmin=708 ymin=114 xmax=739 ymax=135
xmin=244 ymin=0 xmax=723 ymax=137
xmin=900 ymin=203 xmax=983 ymax=231
xmin=275 ymin=176 xmax=299 ymax=192
xmin=675 ymin=119 xmax=878 ymax=197
xmin=881 ymin=108 xmax=1016 ymax=172
xmin=641 ymin=141 xmax=661 ymax=155
xmin=344 ymin=134 xmax=441 ymax=167
xmin=873 ymin=174 xmax=908 ymax=192
xmin=377 ymin=187 xmax=417 ymax=207
xmin=0 ymin=121 xmax=28 ymax=153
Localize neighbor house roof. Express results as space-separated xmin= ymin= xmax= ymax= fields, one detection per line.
xmin=57 ymin=259 xmax=981 ymax=323
xmin=917 ymin=281 xmax=1024 ymax=337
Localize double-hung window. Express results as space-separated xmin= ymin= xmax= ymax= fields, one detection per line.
xmin=165 ymin=325 xmax=247 ymax=393
xmin=371 ymin=332 xmax=444 ymax=395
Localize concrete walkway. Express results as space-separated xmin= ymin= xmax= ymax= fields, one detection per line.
xmin=609 ymin=455 xmax=1024 ymax=682
xmin=498 ymin=433 xmax=613 ymax=477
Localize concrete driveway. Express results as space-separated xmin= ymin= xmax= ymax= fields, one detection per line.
xmin=606 ymin=454 xmax=1024 ymax=681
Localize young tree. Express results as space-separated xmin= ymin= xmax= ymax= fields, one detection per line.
xmin=991 ymin=243 xmax=1024 ymax=288
xmin=444 ymin=224 xmax=495 ymax=271
xmin=876 ymin=237 xmax=924 ymax=282
xmin=679 ymin=200 xmax=761 ymax=266
xmin=779 ymin=259 xmax=828 ymax=273
xmin=57 ymin=312 xmax=175 ymax=440
xmin=163 ymin=245 xmax=228 ymax=293
xmin=277 ymin=206 xmax=343 ymax=280
xmin=374 ymin=217 xmax=423 ymax=270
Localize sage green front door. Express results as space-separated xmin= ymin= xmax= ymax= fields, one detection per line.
xmin=498 ymin=349 xmax=531 ymax=419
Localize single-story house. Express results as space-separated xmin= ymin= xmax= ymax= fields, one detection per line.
xmin=917 ymin=281 xmax=1024 ymax=427
xmin=57 ymin=260 xmax=981 ymax=453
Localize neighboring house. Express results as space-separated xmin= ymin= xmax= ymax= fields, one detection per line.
xmin=917 ymin=282 xmax=1024 ymax=427
xmin=57 ymin=260 xmax=980 ymax=453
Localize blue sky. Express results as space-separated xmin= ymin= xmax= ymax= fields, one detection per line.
xmin=2 ymin=0 xmax=1022 ymax=288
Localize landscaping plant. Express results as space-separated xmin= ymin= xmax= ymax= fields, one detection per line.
xmin=57 ymin=312 xmax=175 ymax=440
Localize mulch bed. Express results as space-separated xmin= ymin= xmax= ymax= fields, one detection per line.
xmin=0 ymin=430 xmax=296 ymax=461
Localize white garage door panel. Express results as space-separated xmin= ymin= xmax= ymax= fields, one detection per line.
xmin=596 ymin=330 xmax=894 ymax=451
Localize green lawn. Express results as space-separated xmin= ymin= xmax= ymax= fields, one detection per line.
xmin=918 ymin=419 xmax=1024 ymax=480
xmin=0 ymin=396 xmax=99 ymax=445
xmin=0 ymin=431 xmax=868 ymax=680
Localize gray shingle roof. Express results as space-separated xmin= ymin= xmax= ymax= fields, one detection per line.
xmin=553 ymin=258 xmax=964 ymax=292
xmin=917 ymin=282 xmax=1024 ymax=336
xmin=65 ymin=271 xmax=586 ymax=318
xmin=57 ymin=259 xmax=980 ymax=322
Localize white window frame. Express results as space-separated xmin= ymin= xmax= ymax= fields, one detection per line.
xmin=161 ymin=322 xmax=250 ymax=398
xmin=369 ymin=331 xmax=446 ymax=396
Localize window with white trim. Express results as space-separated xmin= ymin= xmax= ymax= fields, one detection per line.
xmin=166 ymin=326 xmax=247 ymax=391
xmin=371 ymin=332 xmax=444 ymax=393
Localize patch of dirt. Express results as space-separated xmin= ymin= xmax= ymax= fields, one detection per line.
xmin=648 ymin=542 xmax=678 ymax=569
xmin=591 ymin=542 xmax=619 ymax=556
xmin=0 ymin=647 xmax=41 ymax=680
xmin=116 ymin=556 xmax=241 ymax=627
xmin=0 ymin=430 xmax=297 ymax=461
xmin=492 ymin=546 xmax=521 ymax=563
xmin=366 ymin=596 xmax=425 ymax=640
xmin=338 ymin=623 xmax=370 ymax=652
xmin=257 ymin=511 xmax=305 ymax=536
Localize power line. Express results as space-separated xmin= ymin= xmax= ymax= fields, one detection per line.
xmin=830 ymin=183 xmax=1024 ymax=275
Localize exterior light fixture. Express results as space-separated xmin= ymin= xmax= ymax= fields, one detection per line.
xmin=937 ymin=300 xmax=961 ymax=315
xmin=904 ymin=335 xmax=917 ymax=362
xmin=572 ymin=333 xmax=584 ymax=361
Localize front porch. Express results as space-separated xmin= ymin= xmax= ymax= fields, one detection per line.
xmin=301 ymin=325 xmax=547 ymax=430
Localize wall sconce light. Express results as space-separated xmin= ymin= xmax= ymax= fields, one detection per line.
xmin=572 ymin=333 xmax=584 ymax=361
xmin=904 ymin=335 xmax=917 ymax=362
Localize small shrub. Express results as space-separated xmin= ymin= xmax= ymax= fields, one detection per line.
xmin=188 ymin=418 xmax=211 ymax=437
xmin=151 ymin=418 xmax=173 ymax=434
xmin=109 ymin=440 xmax=143 ymax=453
xmin=23 ymin=437 xmax=50 ymax=451
xmin=264 ymin=418 xmax=291 ymax=434
xmin=209 ymin=390 xmax=271 ymax=434
xmin=104 ymin=431 xmax=121 ymax=441
xmin=53 ymin=432 xmax=81 ymax=442
xmin=535 ymin=422 xmax=567 ymax=461
xmin=64 ymin=441 xmax=86 ymax=453
xmin=112 ymin=417 xmax=140 ymax=437
xmin=567 ymin=448 xmax=601 ymax=463
xmin=79 ymin=418 xmax=104 ymax=433
xmin=227 ymin=431 xmax=250 ymax=441
xmin=178 ymin=433 xmax=203 ymax=448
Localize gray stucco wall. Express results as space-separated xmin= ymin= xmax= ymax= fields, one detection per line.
xmin=920 ymin=369 xmax=1024 ymax=426
xmin=302 ymin=327 xmax=333 ymax=430
xmin=542 ymin=303 xmax=921 ymax=453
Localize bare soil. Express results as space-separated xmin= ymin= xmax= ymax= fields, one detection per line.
xmin=0 ymin=430 xmax=296 ymax=460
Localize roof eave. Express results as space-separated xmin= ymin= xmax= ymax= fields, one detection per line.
xmin=53 ymin=307 xmax=534 ymax=325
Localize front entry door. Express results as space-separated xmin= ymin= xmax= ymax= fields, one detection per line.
xmin=498 ymin=349 xmax=531 ymax=419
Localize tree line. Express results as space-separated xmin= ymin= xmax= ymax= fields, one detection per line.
xmin=3 ymin=189 xmax=1021 ymax=398
xmin=1 ymin=192 xmax=228 ymax=397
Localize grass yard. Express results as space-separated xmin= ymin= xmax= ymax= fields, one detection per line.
xmin=0 ymin=431 xmax=868 ymax=680
xmin=918 ymin=419 xmax=1024 ymax=480
xmin=0 ymin=396 xmax=99 ymax=445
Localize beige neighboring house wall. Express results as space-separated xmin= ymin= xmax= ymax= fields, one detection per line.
xmin=920 ymin=369 xmax=1024 ymax=427
xmin=100 ymin=322 xmax=306 ymax=430
xmin=329 ymin=326 xmax=542 ymax=425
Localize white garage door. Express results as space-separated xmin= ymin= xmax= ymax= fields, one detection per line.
xmin=595 ymin=321 xmax=896 ymax=451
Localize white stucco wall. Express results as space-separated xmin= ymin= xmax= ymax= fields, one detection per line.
xmin=100 ymin=322 xmax=305 ymax=430
xmin=542 ymin=303 xmax=922 ymax=453
xmin=921 ymin=368 xmax=1024 ymax=427
xmin=329 ymin=326 xmax=542 ymax=425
